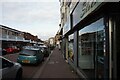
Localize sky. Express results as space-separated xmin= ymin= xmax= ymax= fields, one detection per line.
xmin=0 ymin=0 xmax=60 ymax=41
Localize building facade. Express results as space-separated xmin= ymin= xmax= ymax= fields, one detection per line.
xmin=0 ymin=25 xmax=42 ymax=48
xmin=59 ymin=1 xmax=119 ymax=79
xmin=0 ymin=25 xmax=24 ymax=42
xmin=23 ymin=32 xmax=38 ymax=44
xmin=49 ymin=37 xmax=55 ymax=46
xmin=54 ymin=31 xmax=62 ymax=49
xmin=0 ymin=25 xmax=25 ymax=48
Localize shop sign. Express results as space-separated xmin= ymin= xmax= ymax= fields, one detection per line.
xmin=63 ymin=16 xmax=70 ymax=35
xmin=73 ymin=1 xmax=102 ymax=27
xmin=81 ymin=2 xmax=102 ymax=19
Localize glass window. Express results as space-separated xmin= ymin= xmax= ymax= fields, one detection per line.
xmin=2 ymin=58 xmax=13 ymax=69
xmin=79 ymin=31 xmax=95 ymax=69
xmin=20 ymin=49 xmax=36 ymax=56
xmin=78 ymin=18 xmax=105 ymax=78
xmin=68 ymin=34 xmax=74 ymax=62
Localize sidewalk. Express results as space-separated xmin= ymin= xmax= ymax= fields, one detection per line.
xmin=36 ymin=48 xmax=79 ymax=78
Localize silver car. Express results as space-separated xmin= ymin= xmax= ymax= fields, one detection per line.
xmin=0 ymin=56 xmax=22 ymax=80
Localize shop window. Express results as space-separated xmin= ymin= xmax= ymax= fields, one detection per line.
xmin=68 ymin=34 xmax=74 ymax=62
xmin=79 ymin=32 xmax=95 ymax=69
xmin=78 ymin=18 xmax=106 ymax=78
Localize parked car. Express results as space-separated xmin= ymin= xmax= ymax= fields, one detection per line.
xmin=17 ymin=48 xmax=44 ymax=65
xmin=42 ymin=47 xmax=49 ymax=57
xmin=12 ymin=46 xmax=20 ymax=53
xmin=0 ymin=56 xmax=23 ymax=80
xmin=4 ymin=47 xmax=14 ymax=54
xmin=37 ymin=45 xmax=50 ymax=57
xmin=4 ymin=46 xmax=20 ymax=54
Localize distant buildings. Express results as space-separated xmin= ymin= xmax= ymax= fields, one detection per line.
xmin=0 ymin=25 xmax=43 ymax=48
xmin=0 ymin=25 xmax=24 ymax=42
xmin=46 ymin=32 xmax=62 ymax=50
xmin=0 ymin=25 xmax=60 ymax=50
xmin=48 ymin=37 xmax=55 ymax=46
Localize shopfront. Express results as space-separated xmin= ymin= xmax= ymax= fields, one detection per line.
xmin=68 ymin=34 xmax=74 ymax=62
xmin=62 ymin=2 xmax=119 ymax=80
xmin=75 ymin=2 xmax=119 ymax=79
xmin=78 ymin=18 xmax=108 ymax=79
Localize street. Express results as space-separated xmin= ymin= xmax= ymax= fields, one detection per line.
xmin=3 ymin=48 xmax=79 ymax=79
xmin=4 ymin=53 xmax=47 ymax=79
xmin=1 ymin=1 xmax=119 ymax=79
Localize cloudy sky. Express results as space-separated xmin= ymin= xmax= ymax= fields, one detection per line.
xmin=0 ymin=0 xmax=60 ymax=41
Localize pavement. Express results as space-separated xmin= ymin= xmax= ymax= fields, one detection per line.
xmin=33 ymin=47 xmax=80 ymax=79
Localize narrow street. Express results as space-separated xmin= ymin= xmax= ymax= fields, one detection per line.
xmin=4 ymin=53 xmax=45 ymax=78
xmin=37 ymin=48 xmax=79 ymax=78
xmin=4 ymin=48 xmax=79 ymax=79
xmin=1 ymin=1 xmax=119 ymax=80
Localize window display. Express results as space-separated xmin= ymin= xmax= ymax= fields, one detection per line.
xmin=68 ymin=34 xmax=74 ymax=62
xmin=78 ymin=18 xmax=105 ymax=78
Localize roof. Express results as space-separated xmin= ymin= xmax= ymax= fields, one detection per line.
xmin=1 ymin=25 xmax=23 ymax=33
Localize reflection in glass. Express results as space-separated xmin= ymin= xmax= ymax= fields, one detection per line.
xmin=78 ymin=18 xmax=106 ymax=78
xmin=68 ymin=34 xmax=74 ymax=62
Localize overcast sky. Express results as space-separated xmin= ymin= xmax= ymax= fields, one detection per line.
xmin=0 ymin=0 xmax=60 ymax=41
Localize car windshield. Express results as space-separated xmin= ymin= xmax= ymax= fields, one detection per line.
xmin=19 ymin=49 xmax=36 ymax=56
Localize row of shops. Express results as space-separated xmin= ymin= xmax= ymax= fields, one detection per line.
xmin=59 ymin=1 xmax=119 ymax=79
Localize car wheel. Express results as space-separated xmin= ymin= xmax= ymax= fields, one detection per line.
xmin=15 ymin=68 xmax=22 ymax=80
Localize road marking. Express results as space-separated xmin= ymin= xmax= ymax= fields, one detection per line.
xmin=48 ymin=61 xmax=54 ymax=64
xmin=56 ymin=61 xmax=59 ymax=63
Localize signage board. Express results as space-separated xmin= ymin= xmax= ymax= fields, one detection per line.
xmin=72 ymin=2 xmax=102 ymax=27
xmin=63 ymin=16 xmax=71 ymax=35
